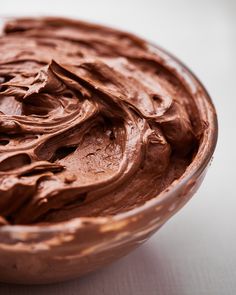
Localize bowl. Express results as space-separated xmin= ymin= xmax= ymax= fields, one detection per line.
xmin=0 ymin=23 xmax=217 ymax=285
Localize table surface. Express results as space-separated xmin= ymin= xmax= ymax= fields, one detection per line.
xmin=0 ymin=0 xmax=235 ymax=294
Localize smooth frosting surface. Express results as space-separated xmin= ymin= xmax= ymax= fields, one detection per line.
xmin=0 ymin=18 xmax=201 ymax=225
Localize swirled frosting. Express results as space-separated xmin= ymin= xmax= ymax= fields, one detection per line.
xmin=0 ymin=18 xmax=201 ymax=225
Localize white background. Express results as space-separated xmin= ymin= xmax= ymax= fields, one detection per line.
xmin=0 ymin=0 xmax=235 ymax=294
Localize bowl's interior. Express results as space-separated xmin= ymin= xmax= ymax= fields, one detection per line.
xmin=0 ymin=18 xmax=218 ymax=237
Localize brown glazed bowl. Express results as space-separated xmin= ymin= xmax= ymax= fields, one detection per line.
xmin=0 ymin=36 xmax=217 ymax=284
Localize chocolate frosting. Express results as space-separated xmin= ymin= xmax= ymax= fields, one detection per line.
xmin=0 ymin=17 xmax=201 ymax=225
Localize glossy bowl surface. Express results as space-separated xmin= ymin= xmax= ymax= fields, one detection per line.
xmin=0 ymin=19 xmax=218 ymax=285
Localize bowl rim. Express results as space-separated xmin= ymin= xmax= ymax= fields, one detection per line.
xmin=0 ymin=18 xmax=218 ymax=236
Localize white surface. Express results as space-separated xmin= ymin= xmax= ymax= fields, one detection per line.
xmin=0 ymin=0 xmax=235 ymax=294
